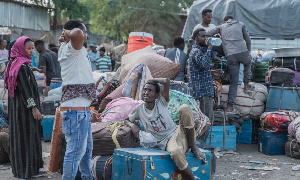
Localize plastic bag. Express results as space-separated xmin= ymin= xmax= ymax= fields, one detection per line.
xmin=139 ymin=131 xmax=157 ymax=148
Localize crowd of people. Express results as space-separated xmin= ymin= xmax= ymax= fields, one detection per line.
xmin=0 ymin=7 xmax=252 ymax=179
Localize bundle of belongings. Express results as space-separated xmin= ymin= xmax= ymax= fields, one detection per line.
xmin=213 ymin=109 xmax=244 ymax=134
xmin=260 ymin=111 xmax=300 ymax=132
xmin=286 ymin=117 xmax=300 ymax=159
xmin=220 ymin=82 xmax=268 ymax=119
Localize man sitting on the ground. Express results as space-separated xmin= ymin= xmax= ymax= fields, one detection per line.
xmin=128 ymin=78 xmax=205 ymax=180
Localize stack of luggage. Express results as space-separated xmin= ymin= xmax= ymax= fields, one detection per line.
xmin=258 ymin=48 xmax=300 ymax=156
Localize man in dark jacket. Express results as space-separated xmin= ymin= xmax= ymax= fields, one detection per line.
xmin=207 ymin=15 xmax=252 ymax=112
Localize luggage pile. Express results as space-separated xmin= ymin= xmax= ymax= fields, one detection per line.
xmin=48 ymin=42 xmax=213 ymax=179
xmin=87 ymin=46 xmax=210 ymax=179
xmin=257 ymin=48 xmax=300 ymax=156
xmin=208 ymin=48 xmax=300 ymax=154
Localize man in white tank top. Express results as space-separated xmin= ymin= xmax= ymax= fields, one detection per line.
xmin=58 ymin=20 xmax=96 ymax=180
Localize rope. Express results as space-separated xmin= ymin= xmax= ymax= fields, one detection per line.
xmin=106 ymin=121 xmax=125 ymax=148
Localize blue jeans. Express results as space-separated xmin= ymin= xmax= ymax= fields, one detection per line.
xmin=61 ymin=110 xmax=93 ymax=180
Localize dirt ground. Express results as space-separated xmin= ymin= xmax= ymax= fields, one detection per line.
xmin=1 ymin=142 xmax=300 ymax=180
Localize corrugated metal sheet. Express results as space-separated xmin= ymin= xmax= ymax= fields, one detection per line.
xmin=0 ymin=1 xmax=50 ymax=31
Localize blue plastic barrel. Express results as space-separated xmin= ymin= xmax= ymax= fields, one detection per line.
xmin=50 ymin=78 xmax=62 ymax=90
xmin=266 ymin=86 xmax=300 ymax=112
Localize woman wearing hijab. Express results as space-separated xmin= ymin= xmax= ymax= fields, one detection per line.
xmin=4 ymin=36 xmax=43 ymax=179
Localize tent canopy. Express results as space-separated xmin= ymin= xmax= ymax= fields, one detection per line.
xmin=182 ymin=0 xmax=300 ymax=41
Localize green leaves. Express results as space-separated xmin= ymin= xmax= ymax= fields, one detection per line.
xmin=87 ymin=0 xmax=193 ymax=41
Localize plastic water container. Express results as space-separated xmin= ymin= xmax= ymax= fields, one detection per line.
xmin=209 ymin=38 xmax=222 ymax=46
xmin=127 ymin=32 xmax=153 ymax=53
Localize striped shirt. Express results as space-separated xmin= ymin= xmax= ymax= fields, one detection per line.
xmin=95 ymin=55 xmax=111 ymax=72
xmin=188 ymin=44 xmax=214 ymax=98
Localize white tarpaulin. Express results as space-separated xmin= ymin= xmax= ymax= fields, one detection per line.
xmin=182 ymin=0 xmax=300 ymax=41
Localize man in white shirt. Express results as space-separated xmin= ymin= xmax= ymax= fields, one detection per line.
xmin=193 ymin=9 xmax=216 ymax=32
xmin=188 ymin=9 xmax=218 ymax=55
xmin=58 ymin=20 xmax=96 ymax=180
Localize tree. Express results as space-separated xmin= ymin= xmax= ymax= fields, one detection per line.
xmin=30 ymin=0 xmax=90 ymax=30
xmin=85 ymin=0 xmax=194 ymax=46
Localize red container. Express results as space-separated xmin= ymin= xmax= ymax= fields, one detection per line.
xmin=127 ymin=32 xmax=153 ymax=53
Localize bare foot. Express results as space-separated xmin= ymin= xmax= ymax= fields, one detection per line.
xmin=191 ymin=145 xmax=206 ymax=160
xmin=244 ymin=83 xmax=251 ymax=92
xmin=226 ymin=106 xmax=234 ymax=112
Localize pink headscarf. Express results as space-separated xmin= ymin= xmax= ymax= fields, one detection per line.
xmin=4 ymin=36 xmax=32 ymax=98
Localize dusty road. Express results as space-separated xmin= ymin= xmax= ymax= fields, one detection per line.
xmin=1 ymin=142 xmax=300 ymax=180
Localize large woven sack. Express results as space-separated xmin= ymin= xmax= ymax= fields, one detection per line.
xmin=99 ymin=84 xmax=124 ymax=110
xmin=92 ymin=121 xmax=135 ymax=156
xmin=220 ymin=82 xmax=268 ymax=119
xmin=120 ymin=46 xmax=181 ymax=83
xmin=100 ymin=97 xmax=140 ymax=123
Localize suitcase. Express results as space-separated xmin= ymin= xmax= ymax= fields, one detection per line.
xmin=92 ymin=156 xmax=113 ymax=180
xmin=92 ymin=122 xmax=135 ymax=156
xmin=285 ymin=138 xmax=300 ymax=159
xmin=42 ymin=115 xmax=55 ymax=141
xmin=258 ymin=128 xmax=288 ymax=155
xmin=269 ymin=68 xmax=295 ymax=85
xmin=237 ymin=119 xmax=253 ymax=144
xmin=273 ymin=57 xmax=300 ymax=71
xmin=206 ymin=125 xmax=237 ymax=151
xmin=112 ymin=148 xmax=212 ymax=180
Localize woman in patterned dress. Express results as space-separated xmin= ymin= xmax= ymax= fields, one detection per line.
xmin=4 ymin=36 xmax=43 ymax=179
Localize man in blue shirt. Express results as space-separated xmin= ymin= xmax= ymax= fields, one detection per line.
xmin=88 ymin=43 xmax=100 ymax=71
xmin=188 ymin=28 xmax=214 ymax=142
